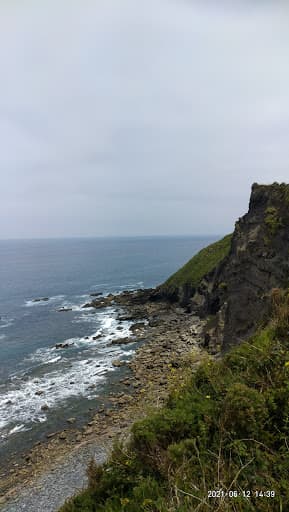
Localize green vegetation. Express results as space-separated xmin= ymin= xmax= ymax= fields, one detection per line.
xmin=160 ymin=234 xmax=232 ymax=296
xmin=265 ymin=207 xmax=282 ymax=236
xmin=60 ymin=289 xmax=289 ymax=512
xmin=269 ymin=182 xmax=289 ymax=207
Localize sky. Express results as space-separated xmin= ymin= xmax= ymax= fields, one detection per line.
xmin=0 ymin=0 xmax=289 ymax=239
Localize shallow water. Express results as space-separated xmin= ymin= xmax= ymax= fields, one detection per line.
xmin=0 ymin=236 xmax=217 ymax=460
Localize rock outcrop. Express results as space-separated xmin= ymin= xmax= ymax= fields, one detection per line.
xmin=193 ymin=183 xmax=289 ymax=351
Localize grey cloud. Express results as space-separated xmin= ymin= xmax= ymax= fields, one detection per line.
xmin=0 ymin=0 xmax=289 ymax=237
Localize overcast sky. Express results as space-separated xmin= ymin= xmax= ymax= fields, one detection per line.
xmin=0 ymin=0 xmax=289 ymax=238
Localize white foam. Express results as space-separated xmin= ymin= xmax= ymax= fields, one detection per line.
xmin=118 ymin=281 xmax=144 ymax=289
xmin=72 ymin=313 xmax=98 ymax=324
xmin=24 ymin=295 xmax=66 ymax=307
xmin=24 ymin=346 xmax=58 ymax=365
xmin=8 ymin=424 xmax=29 ymax=435
xmin=73 ymin=304 xmax=93 ymax=312
xmin=24 ymin=299 xmax=48 ymax=307
xmin=0 ymin=334 xmax=6 ymax=340
xmin=58 ymin=301 xmax=94 ymax=313
xmin=90 ymin=283 xmax=109 ymax=289
xmin=0 ymin=356 xmax=116 ymax=439
xmin=0 ymin=317 xmax=14 ymax=329
xmin=0 ymin=307 xmax=140 ymax=440
xmin=44 ymin=356 xmax=62 ymax=365
xmin=49 ymin=295 xmax=66 ymax=301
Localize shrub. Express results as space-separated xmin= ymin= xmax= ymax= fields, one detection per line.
xmin=265 ymin=206 xmax=282 ymax=235
xmin=60 ymin=290 xmax=289 ymax=512
xmin=221 ymin=383 xmax=267 ymax=437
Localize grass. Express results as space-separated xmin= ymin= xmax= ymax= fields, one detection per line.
xmin=160 ymin=234 xmax=232 ymax=298
xmin=59 ymin=289 xmax=289 ymax=512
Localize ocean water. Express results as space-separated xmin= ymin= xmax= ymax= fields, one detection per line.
xmin=0 ymin=236 xmax=217 ymax=460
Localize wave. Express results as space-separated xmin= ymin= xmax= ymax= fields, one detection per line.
xmin=24 ymin=295 xmax=66 ymax=307
xmin=117 ymin=281 xmax=144 ymax=289
xmin=44 ymin=355 xmax=62 ymax=365
xmin=90 ymin=283 xmax=109 ymax=289
xmin=0 ymin=305 xmax=140 ymax=440
xmin=0 ymin=317 xmax=14 ymax=329
xmin=24 ymin=347 xmax=62 ymax=366
xmin=0 ymin=353 xmax=122 ymax=440
xmin=8 ymin=424 xmax=30 ymax=436
xmin=57 ymin=301 xmax=94 ymax=313
xmin=90 ymin=281 xmax=144 ymax=293
xmin=49 ymin=295 xmax=66 ymax=301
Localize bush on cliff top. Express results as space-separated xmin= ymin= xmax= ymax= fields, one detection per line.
xmin=160 ymin=234 xmax=232 ymax=296
xmin=60 ymin=290 xmax=289 ymax=512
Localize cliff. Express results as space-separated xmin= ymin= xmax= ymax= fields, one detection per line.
xmin=161 ymin=182 xmax=289 ymax=351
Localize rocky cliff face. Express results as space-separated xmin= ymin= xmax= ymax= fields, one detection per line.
xmin=191 ymin=183 xmax=289 ymax=351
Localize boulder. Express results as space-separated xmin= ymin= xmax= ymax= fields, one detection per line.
xmin=129 ymin=322 xmax=146 ymax=332
xmin=112 ymin=359 xmax=125 ymax=367
xmin=55 ymin=342 xmax=73 ymax=349
xmin=110 ymin=337 xmax=132 ymax=345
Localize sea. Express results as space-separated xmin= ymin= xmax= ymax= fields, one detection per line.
xmin=0 ymin=236 xmax=217 ymax=462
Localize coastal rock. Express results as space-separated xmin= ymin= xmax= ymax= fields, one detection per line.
xmin=82 ymin=295 xmax=115 ymax=309
xmin=129 ymin=322 xmax=146 ymax=332
xmin=148 ymin=317 xmax=161 ymax=327
xmin=112 ymin=359 xmax=125 ymax=367
xmin=110 ymin=337 xmax=132 ymax=345
xmin=176 ymin=183 xmax=289 ymax=352
xmin=83 ymin=428 xmax=93 ymax=436
xmin=32 ymin=297 xmax=49 ymax=302
xmin=67 ymin=418 xmax=76 ymax=424
xmin=55 ymin=342 xmax=74 ymax=349
xmin=57 ymin=307 xmax=72 ymax=312
xmin=46 ymin=432 xmax=57 ymax=438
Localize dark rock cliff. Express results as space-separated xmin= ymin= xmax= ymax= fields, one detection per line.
xmin=193 ymin=183 xmax=289 ymax=351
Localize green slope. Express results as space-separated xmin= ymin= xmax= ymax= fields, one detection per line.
xmin=160 ymin=233 xmax=232 ymax=295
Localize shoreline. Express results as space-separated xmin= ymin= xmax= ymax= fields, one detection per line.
xmin=0 ymin=290 xmax=207 ymax=511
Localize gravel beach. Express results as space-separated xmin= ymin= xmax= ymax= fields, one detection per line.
xmin=1 ymin=443 xmax=107 ymax=512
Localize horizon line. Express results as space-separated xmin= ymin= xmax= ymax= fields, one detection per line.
xmin=0 ymin=233 xmax=225 ymax=242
